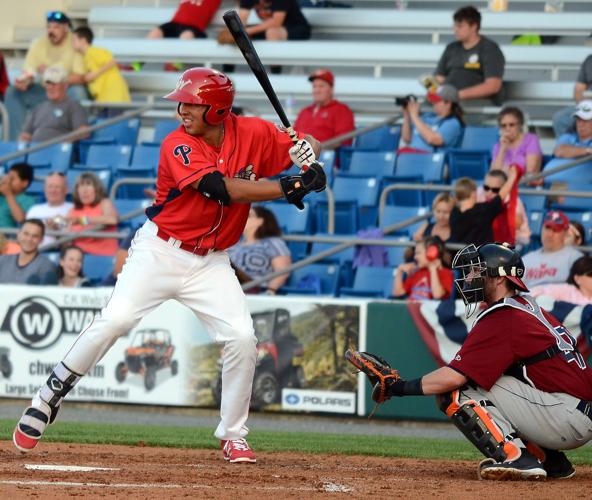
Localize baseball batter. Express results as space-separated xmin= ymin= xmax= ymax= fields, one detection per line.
xmin=349 ymin=242 xmax=592 ymax=480
xmin=13 ymin=67 xmax=325 ymax=463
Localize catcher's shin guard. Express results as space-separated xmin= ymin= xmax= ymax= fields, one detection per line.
xmin=13 ymin=362 xmax=82 ymax=452
xmin=438 ymin=390 xmax=520 ymax=463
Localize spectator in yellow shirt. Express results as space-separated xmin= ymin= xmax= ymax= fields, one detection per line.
xmin=72 ymin=27 xmax=131 ymax=106
xmin=5 ymin=11 xmax=86 ymax=140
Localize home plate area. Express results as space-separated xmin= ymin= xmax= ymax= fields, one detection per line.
xmin=1 ymin=443 xmax=591 ymax=498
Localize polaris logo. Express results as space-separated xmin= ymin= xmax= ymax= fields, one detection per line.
xmin=284 ymin=393 xmax=300 ymax=405
xmin=1 ymin=296 xmax=101 ymax=350
xmin=281 ymin=388 xmax=355 ymax=414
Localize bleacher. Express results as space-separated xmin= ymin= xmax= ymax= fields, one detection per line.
xmin=1 ymin=0 xmax=592 ymax=294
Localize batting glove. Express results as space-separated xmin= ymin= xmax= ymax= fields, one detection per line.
xmin=289 ymin=139 xmax=318 ymax=169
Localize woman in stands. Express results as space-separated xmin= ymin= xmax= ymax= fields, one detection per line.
xmin=66 ymin=172 xmax=119 ymax=256
xmin=228 ymin=206 xmax=291 ymax=295
xmin=57 ymin=245 xmax=91 ymax=287
xmin=413 ymin=192 xmax=454 ymax=243
xmin=400 ymin=84 xmax=464 ymax=153
xmin=530 ymin=255 xmax=592 ymax=305
xmin=491 ymin=106 xmax=542 ymax=178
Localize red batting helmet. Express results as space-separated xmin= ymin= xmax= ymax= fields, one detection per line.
xmin=163 ymin=67 xmax=235 ymax=125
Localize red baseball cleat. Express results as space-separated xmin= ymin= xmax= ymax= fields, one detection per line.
xmin=221 ymin=438 xmax=256 ymax=463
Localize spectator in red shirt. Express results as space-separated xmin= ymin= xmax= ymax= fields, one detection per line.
xmin=294 ymin=69 xmax=355 ymax=146
xmin=392 ymin=235 xmax=453 ymax=300
xmin=0 ymin=51 xmax=8 ymax=99
xmin=148 ymin=0 xmax=221 ymax=39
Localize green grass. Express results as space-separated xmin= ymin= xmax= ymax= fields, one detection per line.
xmin=3 ymin=419 xmax=591 ymax=464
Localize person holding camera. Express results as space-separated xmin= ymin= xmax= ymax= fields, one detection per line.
xmin=399 ymin=84 xmax=464 ymax=153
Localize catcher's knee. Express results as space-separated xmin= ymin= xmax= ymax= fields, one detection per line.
xmin=438 ymin=390 xmax=518 ymax=462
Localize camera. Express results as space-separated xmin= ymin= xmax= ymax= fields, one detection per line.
xmin=395 ymin=94 xmax=417 ymax=108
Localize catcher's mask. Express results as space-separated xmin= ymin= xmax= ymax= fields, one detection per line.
xmin=452 ymin=242 xmax=528 ymax=317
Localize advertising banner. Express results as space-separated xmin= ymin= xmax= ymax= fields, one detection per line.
xmin=0 ymin=286 xmax=364 ymax=413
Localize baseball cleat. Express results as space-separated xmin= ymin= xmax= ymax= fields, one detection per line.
xmin=543 ymin=450 xmax=575 ymax=479
xmin=478 ymin=450 xmax=546 ymax=481
xmin=221 ymin=438 xmax=256 ymax=463
xmin=13 ymin=403 xmax=55 ymax=453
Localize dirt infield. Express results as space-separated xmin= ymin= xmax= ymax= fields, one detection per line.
xmin=0 ymin=442 xmax=591 ymax=499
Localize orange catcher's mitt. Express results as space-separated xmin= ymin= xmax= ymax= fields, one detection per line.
xmin=345 ymin=350 xmax=401 ymax=404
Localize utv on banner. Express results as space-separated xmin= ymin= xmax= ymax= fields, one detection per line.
xmin=212 ymin=308 xmax=305 ymax=408
xmin=0 ymin=347 xmax=12 ymax=379
xmin=115 ymin=329 xmax=178 ymax=391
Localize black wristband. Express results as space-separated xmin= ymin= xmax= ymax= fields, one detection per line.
xmin=403 ymin=378 xmax=424 ymax=396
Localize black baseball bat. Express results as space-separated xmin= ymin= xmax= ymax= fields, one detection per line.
xmin=222 ymin=9 xmax=297 ymax=143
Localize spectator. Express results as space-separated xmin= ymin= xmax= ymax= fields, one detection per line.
xmin=227 ymin=206 xmax=291 ymax=294
xmin=0 ymin=51 xmax=8 ymax=100
xmin=237 ymin=0 xmax=310 ymax=43
xmin=66 ymin=172 xmax=119 ymax=256
xmin=392 ymin=235 xmax=453 ymax=300
xmin=293 ymin=69 xmax=355 ymax=147
xmin=4 ymin=11 xmax=86 ymax=140
xmin=435 ymin=5 xmax=505 ymax=104
xmin=71 ymin=27 xmax=131 ymax=104
xmin=400 ymin=84 xmax=464 ymax=152
xmin=19 ymin=66 xmax=88 ymax=143
xmin=26 ymin=172 xmax=73 ymax=246
xmin=566 ymin=220 xmax=586 ymax=249
xmin=0 ymin=219 xmax=58 ymax=284
xmin=0 ymin=232 xmax=20 ymax=255
xmin=491 ymin=106 xmax=542 ymax=178
xmin=530 ymin=255 xmax=592 ymax=305
xmin=0 ymin=163 xmax=35 ymax=229
xmin=480 ymin=169 xmax=530 ymax=246
xmin=413 ymin=192 xmax=454 ymax=243
xmin=449 ymin=166 xmax=517 ymax=247
xmin=522 ymin=210 xmax=583 ymax=288
xmin=553 ymin=100 xmax=592 ymax=159
xmin=552 ymin=55 xmax=592 ymax=137
xmin=148 ymin=0 xmax=221 ymax=40
xmin=58 ymin=245 xmax=91 ymax=287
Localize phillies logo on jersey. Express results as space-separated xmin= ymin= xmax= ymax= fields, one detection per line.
xmin=235 ymin=165 xmax=257 ymax=181
xmin=173 ymin=145 xmax=192 ymax=165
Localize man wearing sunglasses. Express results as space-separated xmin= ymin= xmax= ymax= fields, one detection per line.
xmin=4 ymin=11 xmax=86 ymax=141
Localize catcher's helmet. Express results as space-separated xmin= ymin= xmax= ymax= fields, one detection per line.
xmin=452 ymin=242 xmax=528 ymax=317
xmin=163 ymin=67 xmax=234 ymax=125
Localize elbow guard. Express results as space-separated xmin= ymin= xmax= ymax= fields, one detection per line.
xmin=197 ymin=171 xmax=231 ymax=206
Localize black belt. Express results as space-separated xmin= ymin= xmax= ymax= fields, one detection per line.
xmin=576 ymin=400 xmax=592 ymax=422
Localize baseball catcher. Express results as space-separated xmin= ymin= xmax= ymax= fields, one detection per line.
xmin=347 ymin=242 xmax=592 ymax=481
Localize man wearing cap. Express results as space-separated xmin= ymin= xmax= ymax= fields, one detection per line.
xmin=522 ymin=210 xmax=583 ymax=288
xmin=434 ymin=6 xmax=505 ymax=104
xmin=400 ymin=84 xmax=464 ymax=152
xmin=293 ymin=69 xmax=355 ymax=146
xmin=19 ymin=66 xmax=88 ymax=144
xmin=553 ymin=100 xmax=592 ymax=158
xmin=5 ymin=11 xmax=86 ymax=141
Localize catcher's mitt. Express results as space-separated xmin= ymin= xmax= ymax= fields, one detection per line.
xmin=217 ymin=28 xmax=236 ymax=45
xmin=345 ymin=350 xmax=400 ymax=404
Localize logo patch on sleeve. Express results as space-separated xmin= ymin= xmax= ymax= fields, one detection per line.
xmin=173 ymin=145 xmax=192 ymax=165
xmin=234 ymin=164 xmax=257 ymax=181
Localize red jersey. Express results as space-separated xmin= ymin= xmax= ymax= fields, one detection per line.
xmin=294 ymin=100 xmax=355 ymax=145
xmin=403 ymin=267 xmax=453 ymax=300
xmin=449 ymin=296 xmax=592 ymax=400
xmin=147 ymin=114 xmax=294 ymax=250
xmin=171 ymin=0 xmax=222 ymax=31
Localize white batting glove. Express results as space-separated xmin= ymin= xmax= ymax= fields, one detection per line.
xmin=289 ymin=139 xmax=317 ymax=169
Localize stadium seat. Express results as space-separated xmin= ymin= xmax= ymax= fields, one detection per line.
xmin=543 ymin=159 xmax=592 ymax=185
xmin=114 ymin=198 xmax=152 ymax=229
xmin=265 ymin=201 xmax=311 ymax=234
xmin=460 ymin=126 xmax=499 ymax=151
xmin=81 ymin=144 xmax=133 ymax=172
xmin=551 ymin=183 xmax=592 ymax=211
xmin=82 ymin=254 xmax=115 ymax=284
xmin=318 ymin=150 xmax=336 ymax=172
xmin=528 ymin=211 xmax=544 ymax=239
xmin=310 ymin=237 xmax=356 ymax=287
xmin=152 ymin=119 xmax=180 ymax=143
xmin=447 ymin=149 xmax=491 ymax=181
xmin=345 ymin=151 xmax=396 ymax=178
xmin=114 ymin=168 xmax=156 ymax=199
xmin=354 ymin=125 xmax=401 ymax=151
xmin=382 ymin=175 xmax=424 ymax=207
xmin=522 ymin=191 xmax=548 ymax=213
xmin=130 ymin=143 xmax=161 ymax=170
xmin=27 ymin=143 xmax=73 ymax=172
xmin=0 ymin=141 xmax=28 ymax=168
xmin=279 ymin=263 xmax=340 ymax=296
xmin=384 ymin=237 xmax=412 ymax=267
xmin=339 ymin=266 xmax=394 ymax=298
xmin=568 ymin=211 xmax=592 ymax=242
xmin=92 ymin=118 xmax=141 ymax=146
xmin=380 ymin=205 xmax=430 ymax=237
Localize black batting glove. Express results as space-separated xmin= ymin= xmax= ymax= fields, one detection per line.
xmin=279 ymin=162 xmax=326 ymax=210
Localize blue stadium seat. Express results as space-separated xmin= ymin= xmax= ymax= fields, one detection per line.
xmin=0 ymin=141 xmax=28 ymax=168
xmin=380 ymin=205 xmax=430 ymax=237
xmin=447 ymin=149 xmax=491 ymax=180
xmin=82 ymin=254 xmax=115 ymax=284
xmin=543 ymin=159 xmax=592 ymax=184
xmin=394 ymin=152 xmax=447 ymax=183
xmin=568 ymin=211 xmax=592 ymax=242
xmin=315 ymin=201 xmax=359 ymax=234
xmin=382 ymin=176 xmax=424 ymax=207
xmin=460 ymin=126 xmax=499 ymax=151
xmin=551 ymin=183 xmax=592 ymax=211
xmin=27 ymin=143 xmax=73 ymax=172
xmin=528 ymin=211 xmax=544 ymax=239
xmin=354 ymin=125 xmax=401 ymax=151
xmin=279 ymin=263 xmax=340 ymax=296
xmin=339 ymin=266 xmax=394 ymax=298
xmin=318 ymin=150 xmax=336 ymax=171
xmin=152 ymin=119 xmax=180 ymax=143
xmin=91 ymin=118 xmax=141 ymax=146
xmin=131 ymin=143 xmax=161 ymax=170
xmin=114 ymin=198 xmax=152 ymax=228
xmin=422 ymin=152 xmax=447 ymax=183
xmin=265 ymin=201 xmax=311 ymax=234
xmin=522 ymin=191 xmax=548 ymax=213
xmin=345 ymin=151 xmax=396 ymax=178
xmin=114 ymin=168 xmax=156 ymax=199
xmin=384 ymin=237 xmax=411 ymax=267
xmin=83 ymin=144 xmax=133 ymax=171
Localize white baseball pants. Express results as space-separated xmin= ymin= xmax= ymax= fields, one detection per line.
xmin=62 ymin=220 xmax=257 ymax=440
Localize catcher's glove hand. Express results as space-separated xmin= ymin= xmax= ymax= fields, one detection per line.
xmin=217 ymin=28 xmax=236 ymax=45
xmin=345 ymin=350 xmax=401 ymax=404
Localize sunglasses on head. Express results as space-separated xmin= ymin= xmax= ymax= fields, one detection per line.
xmin=47 ymin=11 xmax=69 ymax=23
xmin=483 ymin=185 xmax=501 ymax=193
